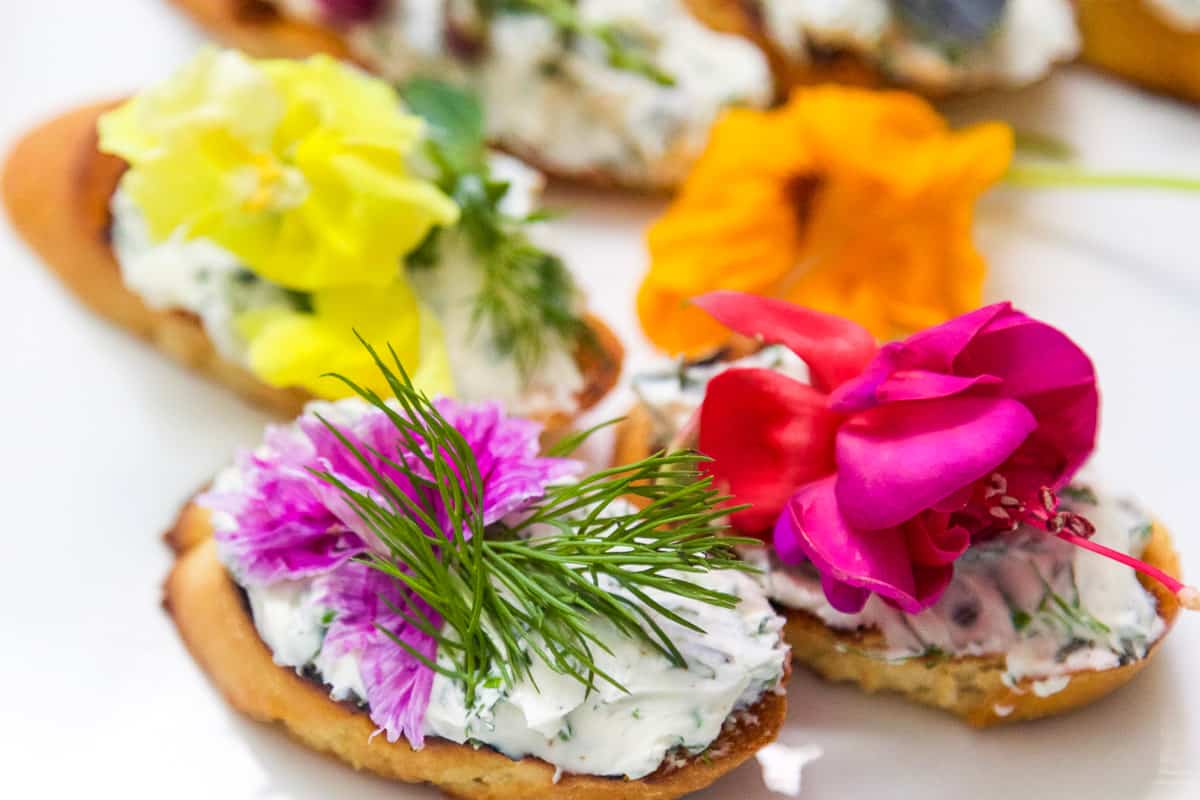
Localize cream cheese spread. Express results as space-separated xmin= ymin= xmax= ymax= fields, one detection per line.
xmin=213 ymin=399 xmax=790 ymax=780
xmin=266 ymin=0 xmax=773 ymax=187
xmin=1148 ymin=0 xmax=1200 ymax=30
xmin=632 ymin=351 xmax=1168 ymax=689
xmin=108 ymin=154 xmax=584 ymax=416
xmin=751 ymin=486 xmax=1165 ymax=689
xmin=762 ymin=0 xmax=1079 ymax=91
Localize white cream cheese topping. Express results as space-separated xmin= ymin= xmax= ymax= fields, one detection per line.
xmin=1148 ymin=0 xmax=1200 ymax=30
xmin=752 ymin=485 xmax=1165 ymax=688
xmin=762 ymin=0 xmax=1079 ymax=90
xmin=268 ymin=0 xmax=772 ymax=187
xmin=212 ymin=399 xmax=789 ymax=779
xmin=108 ymin=153 xmax=583 ymax=416
xmin=632 ymin=345 xmax=810 ymax=448
xmin=632 ymin=352 xmax=1168 ymax=689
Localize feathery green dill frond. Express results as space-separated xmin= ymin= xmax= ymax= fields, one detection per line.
xmin=480 ymin=0 xmax=675 ymax=86
xmin=311 ymin=337 xmax=753 ymax=706
xmin=401 ymin=79 xmax=591 ymax=378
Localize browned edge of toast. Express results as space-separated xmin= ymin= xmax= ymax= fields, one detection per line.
xmin=163 ymin=500 xmax=787 ymax=799
xmin=613 ymin=400 xmax=1183 ymax=727
xmin=1 ymin=102 xmax=624 ymax=436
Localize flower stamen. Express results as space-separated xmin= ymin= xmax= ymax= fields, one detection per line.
xmin=980 ymin=474 xmax=1197 ymax=612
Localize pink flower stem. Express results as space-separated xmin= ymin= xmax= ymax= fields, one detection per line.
xmin=1056 ymin=531 xmax=1200 ymax=611
xmin=983 ymin=476 xmax=1198 ymax=612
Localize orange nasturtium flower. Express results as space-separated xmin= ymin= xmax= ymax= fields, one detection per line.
xmin=638 ymin=86 xmax=1013 ymax=356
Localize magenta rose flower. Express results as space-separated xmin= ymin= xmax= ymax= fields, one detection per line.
xmin=696 ymin=293 xmax=1099 ymax=614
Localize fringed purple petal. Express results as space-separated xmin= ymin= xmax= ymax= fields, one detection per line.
xmin=201 ymin=397 xmax=579 ymax=745
xmin=318 ymin=561 xmax=440 ymax=747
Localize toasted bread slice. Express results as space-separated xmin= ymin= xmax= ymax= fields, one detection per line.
xmin=613 ymin=405 xmax=1183 ymax=727
xmin=163 ymin=501 xmax=787 ymax=799
xmin=1076 ymin=0 xmax=1200 ymax=104
xmin=2 ymin=103 xmax=623 ymax=435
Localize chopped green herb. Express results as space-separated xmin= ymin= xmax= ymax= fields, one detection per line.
xmin=320 ymin=609 xmax=337 ymax=626
xmin=482 ymin=0 xmax=676 ymax=86
xmin=319 ymin=341 xmax=755 ymax=707
xmin=400 ymin=78 xmax=592 ymax=378
xmin=1060 ymin=485 xmax=1099 ymax=506
xmin=1010 ymin=609 xmax=1031 ymax=631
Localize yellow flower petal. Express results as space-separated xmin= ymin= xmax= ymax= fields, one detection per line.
xmin=99 ymin=49 xmax=459 ymax=292
xmin=239 ymin=281 xmax=454 ymax=400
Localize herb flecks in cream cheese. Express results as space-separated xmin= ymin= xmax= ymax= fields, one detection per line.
xmin=213 ymin=399 xmax=788 ymax=780
xmin=632 ymin=350 xmax=1168 ymax=687
xmin=266 ymin=0 xmax=772 ymax=187
xmin=754 ymin=486 xmax=1165 ymax=687
xmin=109 ymin=155 xmax=583 ymax=416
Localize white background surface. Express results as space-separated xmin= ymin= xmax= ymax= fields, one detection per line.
xmin=1 ymin=2 xmax=1198 ymax=798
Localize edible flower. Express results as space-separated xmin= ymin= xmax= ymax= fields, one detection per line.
xmin=99 ymin=48 xmax=459 ymax=291
xmin=204 ymin=345 xmax=761 ymax=748
xmin=237 ymin=281 xmax=454 ymax=399
xmin=205 ymin=395 xmax=579 ymax=744
xmin=695 ymin=291 xmax=1200 ymax=613
xmin=638 ymin=86 xmax=1012 ymax=356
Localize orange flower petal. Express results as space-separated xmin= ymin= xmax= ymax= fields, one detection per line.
xmin=639 ymin=85 xmax=1014 ymax=353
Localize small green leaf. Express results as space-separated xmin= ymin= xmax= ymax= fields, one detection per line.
xmin=399 ymin=77 xmax=486 ymax=171
xmin=1011 ymin=609 xmax=1031 ymax=631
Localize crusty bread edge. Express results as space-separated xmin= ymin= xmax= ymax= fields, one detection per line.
xmin=1074 ymin=0 xmax=1200 ymax=105
xmin=1 ymin=103 xmax=623 ymax=436
xmin=613 ymin=402 xmax=1183 ymax=727
xmin=163 ymin=502 xmax=787 ymax=800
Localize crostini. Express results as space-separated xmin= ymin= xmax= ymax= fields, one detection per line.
xmin=165 ymin=347 xmax=790 ymax=797
xmin=167 ymin=0 xmax=774 ymax=189
xmin=617 ymin=292 xmax=1193 ymax=726
xmin=2 ymin=49 xmax=621 ymax=435
xmin=688 ymin=0 xmax=1080 ymax=95
xmin=1076 ymin=0 xmax=1200 ymax=104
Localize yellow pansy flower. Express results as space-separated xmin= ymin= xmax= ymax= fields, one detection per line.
xmin=99 ymin=48 xmax=459 ymax=291
xmin=238 ymin=280 xmax=454 ymax=400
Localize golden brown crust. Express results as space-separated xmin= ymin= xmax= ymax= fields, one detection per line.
xmin=614 ymin=401 xmax=1183 ymax=726
xmin=782 ymin=520 xmax=1181 ymax=727
xmin=1076 ymin=0 xmax=1200 ymax=104
xmin=2 ymin=103 xmax=623 ymax=435
xmin=163 ymin=502 xmax=787 ymax=799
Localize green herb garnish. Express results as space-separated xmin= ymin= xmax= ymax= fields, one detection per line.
xmin=400 ymin=78 xmax=591 ymax=378
xmin=481 ymin=0 xmax=675 ymax=86
xmin=314 ymin=338 xmax=755 ymax=707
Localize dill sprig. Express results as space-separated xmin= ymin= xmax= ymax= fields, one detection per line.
xmin=312 ymin=337 xmax=755 ymax=706
xmin=401 ymin=78 xmax=591 ymax=378
xmin=481 ymin=0 xmax=675 ymax=86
